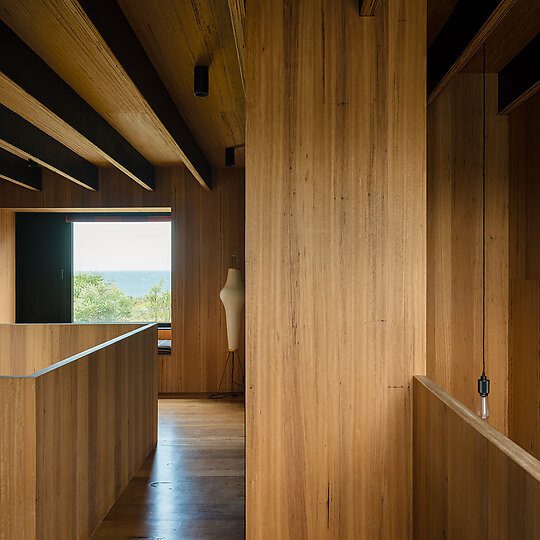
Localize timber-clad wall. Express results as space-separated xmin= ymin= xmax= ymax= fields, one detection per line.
xmin=0 ymin=323 xmax=157 ymax=540
xmin=0 ymin=166 xmax=245 ymax=392
xmin=414 ymin=375 xmax=540 ymax=540
xmin=245 ymin=0 xmax=426 ymax=537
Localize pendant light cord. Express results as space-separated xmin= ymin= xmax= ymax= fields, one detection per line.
xmin=482 ymin=43 xmax=486 ymax=377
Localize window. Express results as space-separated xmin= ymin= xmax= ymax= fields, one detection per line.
xmin=73 ymin=219 xmax=171 ymax=323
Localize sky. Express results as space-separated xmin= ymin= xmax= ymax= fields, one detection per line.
xmin=73 ymin=222 xmax=171 ymax=271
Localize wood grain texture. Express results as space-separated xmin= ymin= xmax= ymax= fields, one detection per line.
xmin=508 ymin=92 xmax=540 ymax=460
xmin=0 ymin=210 xmax=15 ymax=323
xmin=414 ymin=375 xmax=540 ymax=540
xmin=169 ymin=166 xmax=245 ymax=393
xmin=509 ymin=280 xmax=540 ymax=460
xmin=118 ymin=0 xmax=246 ymax=168
xmin=91 ymin=398 xmax=244 ymax=539
xmin=462 ymin=0 xmax=540 ymax=74
xmin=245 ymin=0 xmax=426 ymax=537
xmin=228 ymin=0 xmax=246 ymax=93
xmin=0 ymin=324 xmax=157 ymax=540
xmin=0 ymin=0 xmax=189 ymax=169
xmin=427 ymin=73 xmax=509 ymax=434
xmin=509 ymin=92 xmax=540 ymax=282
xmin=0 ymin=165 xmax=245 ymax=393
xmin=0 ymin=377 xmax=36 ymax=539
xmin=0 ymin=323 xmax=141 ymax=376
xmin=428 ymin=0 xmax=518 ymax=104
xmin=359 ymin=0 xmax=379 ymax=16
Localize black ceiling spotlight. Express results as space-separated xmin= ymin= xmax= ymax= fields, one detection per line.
xmin=225 ymin=143 xmax=245 ymax=167
xmin=27 ymin=159 xmax=40 ymax=168
xmin=225 ymin=146 xmax=235 ymax=167
xmin=194 ymin=65 xmax=209 ymax=97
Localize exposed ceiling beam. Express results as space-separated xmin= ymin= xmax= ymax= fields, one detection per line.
xmin=0 ymin=19 xmax=155 ymax=190
xmin=428 ymin=0 xmax=517 ymax=104
xmin=0 ymin=105 xmax=98 ymax=191
xmin=359 ymin=0 xmax=379 ymax=16
xmin=228 ymin=0 xmax=246 ymax=92
xmin=0 ymin=147 xmax=41 ymax=191
xmin=79 ymin=0 xmax=212 ymax=191
xmin=498 ymin=34 xmax=540 ymax=115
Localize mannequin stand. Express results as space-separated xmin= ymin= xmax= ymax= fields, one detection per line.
xmin=209 ymin=350 xmax=244 ymax=399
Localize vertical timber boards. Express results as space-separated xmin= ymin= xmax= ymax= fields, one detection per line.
xmin=34 ymin=325 xmax=157 ymax=539
xmin=0 ymin=166 xmax=246 ymax=392
xmin=0 ymin=210 xmax=15 ymax=322
xmin=508 ymin=93 xmax=540 ymax=458
xmin=170 ymin=166 xmax=245 ymax=392
xmin=414 ymin=375 xmax=540 ymax=540
xmin=427 ymin=73 xmax=509 ymax=434
xmin=246 ymin=0 xmax=426 ymax=538
xmin=0 ymin=323 xmax=142 ymax=376
xmin=0 ymin=377 xmax=36 ymax=539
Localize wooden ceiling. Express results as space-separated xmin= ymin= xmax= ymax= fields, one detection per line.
xmin=0 ymin=0 xmax=245 ymax=192
xmin=118 ymin=0 xmax=245 ymax=167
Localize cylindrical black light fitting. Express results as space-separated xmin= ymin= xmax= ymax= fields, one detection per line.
xmin=477 ymin=373 xmax=490 ymax=397
xmin=194 ymin=65 xmax=209 ymax=97
xmin=225 ymin=147 xmax=235 ymax=167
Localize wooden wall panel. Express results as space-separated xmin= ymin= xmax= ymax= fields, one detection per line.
xmin=509 ymin=280 xmax=540 ymax=459
xmin=34 ymin=325 xmax=157 ymax=539
xmin=508 ymin=92 xmax=540 ymax=458
xmin=170 ymin=166 xmax=245 ymax=392
xmin=0 ymin=210 xmax=15 ymax=322
xmin=245 ymin=0 xmax=426 ymax=537
xmin=0 ymin=324 xmax=157 ymax=539
xmin=0 ymin=323 xmax=141 ymax=376
xmin=414 ymin=375 xmax=540 ymax=540
xmin=427 ymin=73 xmax=509 ymax=434
xmin=0 ymin=165 xmax=245 ymax=392
xmin=0 ymin=377 xmax=36 ymax=540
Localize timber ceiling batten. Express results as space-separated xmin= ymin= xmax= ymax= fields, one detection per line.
xmin=79 ymin=0 xmax=212 ymax=190
xmin=227 ymin=0 xmax=246 ymax=92
xmin=117 ymin=0 xmax=245 ymax=168
xmin=0 ymin=105 xmax=98 ymax=190
xmin=428 ymin=0 xmax=518 ymax=104
xmin=0 ymin=17 xmax=155 ymax=190
xmin=0 ymin=0 xmax=208 ymax=188
xmin=0 ymin=148 xmax=41 ymax=191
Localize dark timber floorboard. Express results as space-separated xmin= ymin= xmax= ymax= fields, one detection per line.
xmin=91 ymin=398 xmax=245 ymax=540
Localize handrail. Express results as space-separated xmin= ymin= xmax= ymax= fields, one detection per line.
xmin=415 ymin=375 xmax=540 ymax=481
xmin=0 ymin=323 xmax=156 ymax=379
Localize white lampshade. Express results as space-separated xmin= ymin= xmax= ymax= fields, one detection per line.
xmin=220 ymin=268 xmax=245 ymax=351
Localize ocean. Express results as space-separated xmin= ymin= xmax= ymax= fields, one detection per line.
xmin=75 ymin=270 xmax=171 ymax=297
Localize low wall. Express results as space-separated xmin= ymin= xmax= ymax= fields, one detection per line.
xmin=0 ymin=323 xmax=157 ymax=539
xmin=414 ymin=375 xmax=540 ymax=539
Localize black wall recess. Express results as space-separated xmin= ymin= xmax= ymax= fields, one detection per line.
xmin=16 ymin=213 xmax=73 ymax=323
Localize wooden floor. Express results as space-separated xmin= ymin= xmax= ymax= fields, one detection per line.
xmin=91 ymin=398 xmax=245 ymax=540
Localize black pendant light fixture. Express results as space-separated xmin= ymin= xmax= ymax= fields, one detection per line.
xmin=194 ymin=65 xmax=209 ymax=97
xmin=477 ymin=43 xmax=490 ymax=421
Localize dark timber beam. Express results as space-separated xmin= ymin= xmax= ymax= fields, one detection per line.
xmin=498 ymin=35 xmax=540 ymax=115
xmin=0 ymin=105 xmax=98 ymax=191
xmin=0 ymin=20 xmax=155 ymax=190
xmin=80 ymin=0 xmax=212 ymax=191
xmin=0 ymin=147 xmax=41 ymax=191
xmin=428 ymin=0 xmax=515 ymax=104
xmin=359 ymin=0 xmax=379 ymax=16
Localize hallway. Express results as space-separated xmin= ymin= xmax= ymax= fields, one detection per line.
xmin=91 ymin=398 xmax=245 ymax=540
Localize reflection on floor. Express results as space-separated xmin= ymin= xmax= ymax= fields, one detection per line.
xmin=91 ymin=398 xmax=245 ymax=540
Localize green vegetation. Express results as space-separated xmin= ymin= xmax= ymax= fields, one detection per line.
xmin=73 ymin=272 xmax=171 ymax=322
